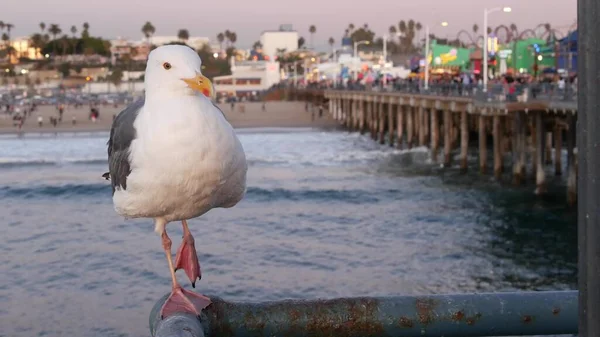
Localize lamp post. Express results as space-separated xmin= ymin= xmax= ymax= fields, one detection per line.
xmin=482 ymin=6 xmax=512 ymax=92
xmin=424 ymin=22 xmax=449 ymax=91
xmin=353 ymin=40 xmax=370 ymax=80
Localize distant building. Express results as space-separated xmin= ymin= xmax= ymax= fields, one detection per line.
xmin=147 ymin=36 xmax=210 ymax=51
xmin=260 ymin=25 xmax=299 ymax=61
xmin=9 ymin=37 xmax=42 ymax=63
xmin=213 ymin=60 xmax=280 ymax=98
xmin=110 ymin=35 xmax=211 ymax=64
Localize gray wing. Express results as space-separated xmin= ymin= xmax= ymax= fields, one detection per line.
xmin=103 ymin=97 xmax=144 ymax=195
xmin=211 ymin=101 xmax=227 ymax=119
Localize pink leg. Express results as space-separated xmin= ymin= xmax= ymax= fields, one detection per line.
xmin=174 ymin=220 xmax=202 ymax=287
xmin=159 ymin=229 xmax=211 ymax=319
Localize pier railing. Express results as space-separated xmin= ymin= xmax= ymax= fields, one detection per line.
xmin=150 ymin=291 xmax=578 ymax=337
xmin=329 ymin=82 xmax=577 ymax=104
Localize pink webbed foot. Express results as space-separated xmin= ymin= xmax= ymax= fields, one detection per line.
xmin=174 ymin=220 xmax=201 ymax=287
xmin=160 ymin=286 xmax=212 ymax=319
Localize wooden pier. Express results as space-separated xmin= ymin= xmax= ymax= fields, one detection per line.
xmin=288 ymin=89 xmax=578 ymax=205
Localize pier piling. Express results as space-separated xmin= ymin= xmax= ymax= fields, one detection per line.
xmin=430 ymin=110 xmax=439 ymax=162
xmin=396 ymin=106 xmax=404 ymax=149
xmin=554 ymin=121 xmax=563 ymax=176
xmin=443 ymin=110 xmax=452 ymax=167
xmin=406 ymin=106 xmax=414 ymax=149
xmin=460 ymin=111 xmax=468 ymax=173
xmin=493 ymin=115 xmax=502 ymax=179
xmin=535 ymin=112 xmax=546 ymax=195
xmin=478 ymin=116 xmax=487 ymax=174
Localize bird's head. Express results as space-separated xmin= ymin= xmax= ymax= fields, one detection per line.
xmin=144 ymin=44 xmax=215 ymax=100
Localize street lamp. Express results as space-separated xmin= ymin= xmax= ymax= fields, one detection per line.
xmin=424 ymin=21 xmax=450 ymax=91
xmin=353 ymin=40 xmax=370 ymax=80
xmin=483 ymin=6 xmax=512 ymax=92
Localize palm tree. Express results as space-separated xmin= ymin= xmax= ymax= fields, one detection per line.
xmin=328 ymin=37 xmax=335 ymax=48
xmin=389 ymin=25 xmax=397 ymax=35
xmin=298 ymin=37 xmax=305 ymax=49
xmin=82 ymin=22 xmax=90 ymax=38
xmin=229 ymin=32 xmax=237 ymax=47
xmin=398 ymin=20 xmax=407 ymax=34
xmin=348 ymin=23 xmax=355 ymax=33
xmin=217 ymin=32 xmax=225 ymax=50
xmin=308 ymin=25 xmax=316 ymax=49
xmin=60 ymin=35 xmax=70 ymax=56
xmin=142 ymin=21 xmax=155 ymax=45
xmin=472 ymin=24 xmax=479 ymax=35
xmin=48 ymin=24 xmax=62 ymax=56
xmin=70 ymin=25 xmax=78 ymax=55
xmin=276 ymin=48 xmax=286 ymax=60
xmin=5 ymin=23 xmax=13 ymax=37
xmin=177 ymin=29 xmax=190 ymax=43
xmin=0 ymin=21 xmax=4 ymax=31
xmin=30 ymin=33 xmax=44 ymax=58
xmin=40 ymin=22 xmax=46 ymax=33
xmin=224 ymin=30 xmax=232 ymax=47
xmin=4 ymin=23 xmax=13 ymax=58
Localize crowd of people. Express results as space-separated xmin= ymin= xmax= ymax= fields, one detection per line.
xmin=291 ymin=69 xmax=577 ymax=102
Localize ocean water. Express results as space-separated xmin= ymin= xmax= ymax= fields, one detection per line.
xmin=0 ymin=128 xmax=576 ymax=337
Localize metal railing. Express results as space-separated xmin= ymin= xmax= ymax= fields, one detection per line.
xmin=150 ymin=291 xmax=577 ymax=337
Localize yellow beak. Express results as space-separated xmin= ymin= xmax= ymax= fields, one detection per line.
xmin=182 ymin=72 xmax=214 ymax=99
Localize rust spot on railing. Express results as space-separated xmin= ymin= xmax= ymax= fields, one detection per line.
xmin=522 ymin=315 xmax=534 ymax=323
xmin=451 ymin=310 xmax=465 ymax=322
xmin=465 ymin=313 xmax=482 ymax=326
xmin=416 ymin=298 xmax=438 ymax=325
xmin=399 ymin=317 xmax=414 ymax=328
xmin=304 ymin=298 xmax=385 ymax=337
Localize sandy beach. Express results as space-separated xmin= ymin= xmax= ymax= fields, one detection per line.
xmin=0 ymin=101 xmax=339 ymax=134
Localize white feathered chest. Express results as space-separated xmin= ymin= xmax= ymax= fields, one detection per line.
xmin=112 ymin=95 xmax=247 ymax=222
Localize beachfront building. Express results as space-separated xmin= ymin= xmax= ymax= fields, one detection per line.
xmin=146 ymin=36 xmax=210 ymax=51
xmin=109 ymin=38 xmax=151 ymax=64
xmin=213 ymin=60 xmax=280 ymax=98
xmin=8 ymin=37 xmax=43 ymax=63
xmin=500 ymin=38 xmax=555 ymax=74
xmin=427 ymin=41 xmax=471 ymax=75
xmin=260 ymin=25 xmax=299 ymax=61
xmin=110 ymin=35 xmax=210 ymax=63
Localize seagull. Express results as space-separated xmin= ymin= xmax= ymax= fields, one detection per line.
xmin=102 ymin=44 xmax=247 ymax=319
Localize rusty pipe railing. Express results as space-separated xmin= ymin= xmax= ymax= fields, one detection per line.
xmin=150 ymin=290 xmax=577 ymax=337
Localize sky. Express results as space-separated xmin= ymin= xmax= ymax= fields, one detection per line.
xmin=2 ymin=0 xmax=577 ymax=50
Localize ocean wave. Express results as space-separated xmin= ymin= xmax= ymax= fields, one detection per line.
xmin=246 ymin=187 xmax=382 ymax=203
xmin=0 ymin=182 xmax=386 ymax=204
xmin=0 ymin=157 xmax=107 ymax=168
xmin=246 ymin=146 xmax=429 ymax=168
xmin=0 ymin=183 xmax=110 ymax=199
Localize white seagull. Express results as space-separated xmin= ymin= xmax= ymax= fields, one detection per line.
xmin=103 ymin=44 xmax=247 ymax=319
